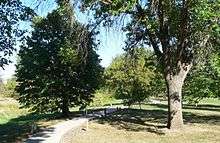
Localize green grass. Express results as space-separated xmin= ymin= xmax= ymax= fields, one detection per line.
xmin=1 ymin=94 xmax=219 ymax=143
xmin=90 ymin=90 xmax=121 ymax=107
xmin=0 ymin=97 xmax=68 ymax=143
xmin=200 ymin=98 xmax=220 ymax=105
xmin=72 ymin=98 xmax=220 ymax=143
xmin=0 ymin=98 xmax=28 ymax=124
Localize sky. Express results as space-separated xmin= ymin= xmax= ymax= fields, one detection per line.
xmin=0 ymin=0 xmax=125 ymax=80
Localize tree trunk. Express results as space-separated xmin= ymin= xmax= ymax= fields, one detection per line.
xmin=138 ymin=101 xmax=142 ymax=109
xmin=165 ymin=63 xmax=192 ymax=129
xmin=166 ymin=75 xmax=184 ymax=129
xmin=61 ymin=96 xmax=70 ymax=117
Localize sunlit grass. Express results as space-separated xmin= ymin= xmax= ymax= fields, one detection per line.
xmin=0 ymin=97 xmax=66 ymax=142
xmin=0 ymin=94 xmax=219 ymax=143
xmin=72 ymin=98 xmax=220 ymax=143
xmin=0 ymin=98 xmax=28 ymax=124
xmin=73 ymin=122 xmax=220 ymax=143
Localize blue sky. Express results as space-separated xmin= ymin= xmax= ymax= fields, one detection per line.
xmin=0 ymin=0 xmax=125 ymax=80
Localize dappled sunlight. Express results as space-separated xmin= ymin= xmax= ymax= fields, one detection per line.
xmin=70 ymin=103 xmax=220 ymax=143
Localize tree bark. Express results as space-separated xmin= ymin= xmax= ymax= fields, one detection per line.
xmin=61 ymin=96 xmax=70 ymax=117
xmin=165 ymin=63 xmax=192 ymax=129
xmin=166 ymin=75 xmax=184 ymax=129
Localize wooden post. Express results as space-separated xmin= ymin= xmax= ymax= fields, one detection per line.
xmin=85 ymin=108 xmax=88 ymax=117
xmin=104 ymin=108 xmax=107 ymax=117
xmin=86 ymin=119 xmax=89 ymax=131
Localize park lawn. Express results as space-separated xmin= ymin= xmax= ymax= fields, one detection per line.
xmin=0 ymin=95 xmax=219 ymax=143
xmin=0 ymin=91 xmax=111 ymax=143
xmin=73 ymin=122 xmax=220 ymax=143
xmin=72 ymin=98 xmax=220 ymax=143
xmin=0 ymin=97 xmax=68 ymax=143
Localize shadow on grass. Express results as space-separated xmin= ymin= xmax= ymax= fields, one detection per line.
xmin=95 ymin=103 xmax=220 ymax=135
xmin=0 ymin=113 xmax=58 ymax=143
xmin=142 ymin=103 xmax=220 ymax=112
xmin=183 ymin=104 xmax=220 ymax=112
xmin=1 ymin=104 xmax=219 ymax=142
xmin=95 ymin=109 xmax=167 ymax=135
xmin=0 ymin=111 xmax=83 ymax=143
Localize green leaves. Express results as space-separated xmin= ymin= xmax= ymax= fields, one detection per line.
xmin=0 ymin=0 xmax=35 ymax=69
xmin=16 ymin=5 xmax=103 ymax=114
xmin=104 ymin=48 xmax=164 ymax=106
xmin=82 ymin=0 xmax=219 ymax=105
xmin=184 ymin=53 xmax=220 ymax=104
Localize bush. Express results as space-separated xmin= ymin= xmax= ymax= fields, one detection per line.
xmin=0 ymin=78 xmax=17 ymax=98
xmin=90 ymin=89 xmax=118 ymax=107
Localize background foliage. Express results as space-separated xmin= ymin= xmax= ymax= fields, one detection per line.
xmin=0 ymin=0 xmax=34 ymax=68
xmin=104 ymin=48 xmax=165 ymax=106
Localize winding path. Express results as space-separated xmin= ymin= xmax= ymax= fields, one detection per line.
xmin=25 ymin=118 xmax=88 ymax=143
xmin=25 ymin=107 xmax=119 ymax=143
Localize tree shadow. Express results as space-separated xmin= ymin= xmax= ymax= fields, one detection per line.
xmin=1 ymin=104 xmax=219 ymax=142
xmin=0 ymin=111 xmax=83 ymax=143
xmin=135 ymin=102 xmax=220 ymax=112
xmin=95 ymin=109 xmax=167 ymax=135
xmin=95 ymin=105 xmax=220 ymax=136
xmin=183 ymin=112 xmax=220 ymax=125
xmin=25 ymin=127 xmax=55 ymax=143
xmin=183 ymin=104 xmax=220 ymax=112
xmin=0 ymin=113 xmax=57 ymax=143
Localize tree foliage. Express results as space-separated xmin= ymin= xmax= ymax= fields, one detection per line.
xmin=80 ymin=0 xmax=220 ymax=129
xmin=184 ymin=53 xmax=220 ymax=104
xmin=0 ymin=0 xmax=34 ymax=69
xmin=16 ymin=5 xmax=103 ymax=116
xmin=0 ymin=78 xmax=17 ymax=98
xmin=104 ymin=48 xmax=164 ymax=106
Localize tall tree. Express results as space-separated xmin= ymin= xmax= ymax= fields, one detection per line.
xmin=81 ymin=0 xmax=220 ymax=129
xmin=0 ymin=0 xmax=34 ymax=69
xmin=16 ymin=3 xmax=103 ymax=117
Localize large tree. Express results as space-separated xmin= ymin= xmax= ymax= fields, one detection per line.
xmin=0 ymin=0 xmax=34 ymax=69
xmin=81 ymin=0 xmax=220 ymax=129
xmin=16 ymin=3 xmax=103 ymax=117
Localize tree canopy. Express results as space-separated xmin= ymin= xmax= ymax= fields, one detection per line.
xmin=16 ymin=4 xmax=103 ymax=116
xmin=184 ymin=53 xmax=220 ymax=104
xmin=0 ymin=0 xmax=34 ymax=69
xmin=104 ymin=48 xmax=165 ymax=107
xmin=80 ymin=0 xmax=220 ymax=129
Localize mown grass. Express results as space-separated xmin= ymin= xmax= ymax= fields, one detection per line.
xmin=72 ymin=98 xmax=220 ymax=143
xmin=0 ymin=97 xmax=69 ymax=143
xmin=0 ymin=90 xmax=114 ymax=143
xmin=73 ymin=122 xmax=220 ymax=143
xmin=1 ymin=94 xmax=219 ymax=143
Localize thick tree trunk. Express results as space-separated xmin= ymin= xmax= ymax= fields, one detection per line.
xmin=166 ymin=75 xmax=184 ymax=129
xmin=165 ymin=63 xmax=192 ymax=129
